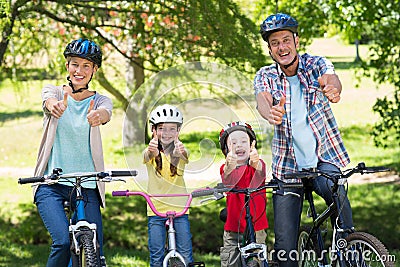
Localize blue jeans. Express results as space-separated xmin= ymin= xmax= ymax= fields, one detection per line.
xmin=273 ymin=162 xmax=353 ymax=267
xmin=34 ymin=184 xmax=103 ymax=267
xmin=148 ymin=214 xmax=193 ymax=267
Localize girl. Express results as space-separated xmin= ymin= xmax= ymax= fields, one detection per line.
xmin=143 ymin=104 xmax=193 ymax=267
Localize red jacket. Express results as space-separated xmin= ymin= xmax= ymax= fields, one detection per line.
xmin=220 ymin=160 xmax=269 ymax=233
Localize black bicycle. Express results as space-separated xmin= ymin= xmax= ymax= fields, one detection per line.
xmin=18 ymin=168 xmax=137 ymax=267
xmin=285 ymin=162 xmax=395 ymax=267
xmin=192 ymin=181 xmax=303 ymax=267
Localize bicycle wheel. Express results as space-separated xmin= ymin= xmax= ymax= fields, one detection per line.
xmin=244 ymin=258 xmax=261 ymax=267
xmin=297 ymin=225 xmax=320 ymax=267
xmin=333 ymin=231 xmax=394 ymax=267
xmin=168 ymin=257 xmax=185 ymax=267
xmin=78 ymin=232 xmax=99 ymax=267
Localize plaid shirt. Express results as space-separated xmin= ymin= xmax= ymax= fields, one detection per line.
xmin=254 ymin=53 xmax=350 ymax=182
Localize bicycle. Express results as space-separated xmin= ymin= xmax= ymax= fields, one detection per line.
xmin=18 ymin=168 xmax=137 ymax=267
xmin=191 ymin=181 xmax=304 ymax=267
xmin=112 ymin=189 xmax=206 ymax=267
xmin=285 ymin=162 xmax=395 ymax=267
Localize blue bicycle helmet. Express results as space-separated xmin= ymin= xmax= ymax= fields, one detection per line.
xmin=63 ymin=38 xmax=102 ymax=67
xmin=260 ymin=13 xmax=298 ymax=42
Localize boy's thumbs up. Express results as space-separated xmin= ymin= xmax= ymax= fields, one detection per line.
xmin=251 ymin=140 xmax=256 ymax=150
xmin=87 ymin=99 xmax=94 ymax=114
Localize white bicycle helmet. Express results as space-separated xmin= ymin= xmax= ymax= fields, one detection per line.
xmin=149 ymin=104 xmax=183 ymax=126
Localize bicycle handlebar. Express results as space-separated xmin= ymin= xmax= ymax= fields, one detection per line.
xmin=284 ymin=162 xmax=390 ymax=181
xmin=18 ymin=176 xmax=46 ymax=184
xmin=112 ymin=190 xmax=193 ymax=218
xmin=18 ymin=168 xmax=138 ymax=185
xmin=191 ymin=181 xmax=304 ymax=198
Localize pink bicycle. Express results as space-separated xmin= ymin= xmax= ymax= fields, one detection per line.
xmin=112 ymin=190 xmax=206 ymax=267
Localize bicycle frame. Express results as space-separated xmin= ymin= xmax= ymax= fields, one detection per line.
xmin=112 ymin=190 xmax=205 ymax=267
xmin=238 ymin=190 xmax=269 ymax=266
xmin=292 ymin=162 xmax=393 ymax=267
xmin=19 ymin=168 xmax=135 ymax=267
xmin=302 ymin=177 xmax=349 ymax=267
xmin=192 ymin=182 xmax=303 ymax=267
xmin=69 ymin=176 xmax=99 ymax=265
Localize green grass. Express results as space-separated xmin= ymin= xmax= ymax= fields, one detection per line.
xmin=0 ymin=36 xmax=399 ymax=266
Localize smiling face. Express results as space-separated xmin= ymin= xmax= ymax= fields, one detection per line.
xmin=66 ymin=57 xmax=97 ymax=89
xmin=268 ymin=30 xmax=299 ymax=75
xmin=155 ymin=123 xmax=180 ymax=146
xmin=226 ymin=130 xmax=251 ymax=165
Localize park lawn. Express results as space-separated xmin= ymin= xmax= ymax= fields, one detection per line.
xmin=0 ymin=36 xmax=399 ymax=266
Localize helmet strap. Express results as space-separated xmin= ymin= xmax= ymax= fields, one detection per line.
xmin=67 ymin=72 xmax=93 ymax=94
xmin=283 ymin=54 xmax=298 ymax=69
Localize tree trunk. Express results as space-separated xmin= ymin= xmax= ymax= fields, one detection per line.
xmin=123 ymin=57 xmax=146 ymax=147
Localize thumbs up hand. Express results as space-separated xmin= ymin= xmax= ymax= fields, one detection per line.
xmin=173 ymin=135 xmax=187 ymax=159
xmin=269 ymin=96 xmax=286 ymax=125
xmin=318 ymin=74 xmax=341 ymax=103
xmin=224 ymin=149 xmax=238 ymax=175
xmin=46 ymin=92 xmax=68 ymax=118
xmin=249 ymin=140 xmax=260 ymax=170
xmin=148 ymin=129 xmax=160 ymax=157
xmin=87 ymin=99 xmax=103 ymax=127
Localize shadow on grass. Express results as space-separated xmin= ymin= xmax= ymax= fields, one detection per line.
xmin=349 ymin=183 xmax=400 ymax=249
xmin=0 ymin=110 xmax=42 ymax=124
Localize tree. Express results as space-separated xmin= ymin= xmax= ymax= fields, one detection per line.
xmin=251 ymin=0 xmax=399 ymax=149
xmin=0 ymin=0 xmax=267 ymax=144
xmin=326 ymin=0 xmax=399 ymax=148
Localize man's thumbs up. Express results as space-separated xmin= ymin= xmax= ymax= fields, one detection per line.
xmin=318 ymin=76 xmax=326 ymax=89
xmin=269 ymin=96 xmax=286 ymax=125
xmin=278 ymin=96 xmax=286 ymax=107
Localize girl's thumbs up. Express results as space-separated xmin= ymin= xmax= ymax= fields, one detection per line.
xmin=152 ymin=129 xmax=158 ymax=140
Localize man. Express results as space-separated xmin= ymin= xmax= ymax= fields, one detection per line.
xmin=254 ymin=13 xmax=353 ymax=266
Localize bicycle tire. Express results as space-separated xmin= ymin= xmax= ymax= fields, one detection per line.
xmin=78 ymin=232 xmax=99 ymax=267
xmin=332 ymin=231 xmax=395 ymax=267
xmin=244 ymin=259 xmax=261 ymax=267
xmin=297 ymin=225 xmax=320 ymax=267
xmin=168 ymin=257 xmax=185 ymax=267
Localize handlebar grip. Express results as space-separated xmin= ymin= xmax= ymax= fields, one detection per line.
xmin=364 ymin=166 xmax=390 ymax=173
xmin=284 ymin=173 xmax=317 ymax=179
xmin=110 ymin=170 xmax=138 ymax=177
xmin=192 ymin=189 xmax=216 ymax=197
xmin=112 ymin=190 xmax=129 ymax=197
xmin=18 ymin=176 xmax=45 ymax=184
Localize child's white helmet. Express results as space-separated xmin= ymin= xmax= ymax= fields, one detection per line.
xmin=149 ymin=104 xmax=183 ymax=126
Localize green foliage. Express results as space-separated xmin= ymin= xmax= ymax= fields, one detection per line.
xmin=372 ymin=93 xmax=400 ymax=148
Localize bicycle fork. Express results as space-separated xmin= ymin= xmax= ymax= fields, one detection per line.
xmin=163 ymin=214 xmax=186 ymax=267
xmin=69 ymin=186 xmax=97 ymax=256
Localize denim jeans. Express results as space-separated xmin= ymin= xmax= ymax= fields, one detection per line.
xmin=34 ymin=184 xmax=103 ymax=267
xmin=148 ymin=214 xmax=193 ymax=267
xmin=273 ymin=162 xmax=354 ymax=267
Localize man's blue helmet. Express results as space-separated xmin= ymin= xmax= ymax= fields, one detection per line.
xmin=63 ymin=38 xmax=102 ymax=67
xmin=260 ymin=13 xmax=298 ymax=42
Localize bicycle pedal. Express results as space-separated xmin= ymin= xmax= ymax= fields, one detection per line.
xmin=188 ymin=261 xmax=205 ymax=267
